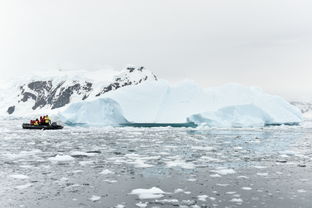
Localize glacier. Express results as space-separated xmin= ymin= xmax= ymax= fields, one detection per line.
xmin=58 ymin=81 xmax=303 ymax=128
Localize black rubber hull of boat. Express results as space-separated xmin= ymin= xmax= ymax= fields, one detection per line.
xmin=22 ymin=124 xmax=63 ymax=130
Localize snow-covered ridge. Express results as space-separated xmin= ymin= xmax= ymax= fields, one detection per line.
xmin=0 ymin=66 xmax=157 ymax=116
xmin=291 ymin=101 xmax=312 ymax=119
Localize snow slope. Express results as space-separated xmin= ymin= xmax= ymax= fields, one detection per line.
xmin=59 ymin=81 xmax=302 ymax=127
xmin=291 ymin=101 xmax=312 ymax=119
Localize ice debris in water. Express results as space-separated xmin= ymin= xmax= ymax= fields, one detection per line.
xmin=130 ymin=187 xmax=166 ymax=199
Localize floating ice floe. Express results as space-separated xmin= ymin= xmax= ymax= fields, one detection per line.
xmin=79 ymin=161 xmax=94 ymax=166
xmin=15 ymin=183 xmax=32 ymax=190
xmin=103 ymin=179 xmax=117 ymax=183
xmin=197 ymin=195 xmax=208 ymax=201
xmin=89 ymin=195 xmax=101 ymax=202
xmin=211 ymin=167 xmax=236 ymax=175
xmin=230 ymin=198 xmax=243 ymax=203
xmin=136 ymin=202 xmax=148 ymax=208
xmin=99 ymin=169 xmax=114 ymax=175
xmin=9 ymin=174 xmax=29 ymax=180
xmin=256 ymin=172 xmax=269 ymax=176
xmin=130 ymin=187 xmax=166 ymax=199
xmin=48 ymin=155 xmax=75 ymax=163
xmin=115 ymin=205 xmax=125 ymax=208
xmin=166 ymin=158 xmax=195 ymax=169
xmin=241 ymin=187 xmax=252 ymax=190
xmin=70 ymin=151 xmax=97 ymax=157
xmin=297 ymin=189 xmax=307 ymax=193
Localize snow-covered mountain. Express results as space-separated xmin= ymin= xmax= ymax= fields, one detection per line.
xmin=0 ymin=66 xmax=157 ymax=116
xmin=291 ymin=101 xmax=312 ymax=118
xmin=0 ymin=65 xmax=305 ymax=127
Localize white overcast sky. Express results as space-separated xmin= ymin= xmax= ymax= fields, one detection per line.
xmin=0 ymin=0 xmax=312 ymax=100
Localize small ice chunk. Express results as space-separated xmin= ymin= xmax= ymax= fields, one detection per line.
xmin=136 ymin=202 xmax=148 ymax=208
xmin=217 ymin=183 xmax=229 ymax=187
xmin=89 ymin=195 xmax=101 ymax=202
xmin=115 ymin=205 xmax=125 ymax=208
xmin=237 ymin=175 xmax=249 ymax=179
xmin=70 ymin=151 xmax=97 ymax=157
xmin=211 ymin=168 xmax=236 ymax=175
xmin=79 ymin=161 xmax=93 ymax=166
xmin=197 ymin=195 xmax=208 ymax=201
xmin=130 ymin=187 xmax=165 ymax=199
xmin=9 ymin=174 xmax=29 ymax=180
xmin=256 ymin=172 xmax=268 ymax=176
xmin=166 ymin=159 xmax=195 ymax=169
xmin=191 ymin=146 xmax=215 ymax=151
xmin=230 ymin=198 xmax=243 ymax=203
xmin=103 ymin=179 xmax=117 ymax=183
xmin=241 ymin=187 xmax=252 ymax=190
xmin=210 ymin=174 xmax=221 ymax=178
xmin=100 ymin=169 xmax=114 ymax=175
xmin=48 ymin=155 xmax=75 ymax=163
xmin=72 ymin=170 xmax=83 ymax=174
xmin=254 ymin=165 xmax=267 ymax=169
xmin=297 ymin=189 xmax=307 ymax=193
xmin=174 ymin=188 xmax=184 ymax=193
xmin=15 ymin=183 xmax=32 ymax=190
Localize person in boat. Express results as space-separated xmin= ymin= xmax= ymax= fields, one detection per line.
xmin=40 ymin=116 xmax=44 ymax=125
xmin=45 ymin=115 xmax=51 ymax=125
xmin=34 ymin=119 xmax=39 ymax=126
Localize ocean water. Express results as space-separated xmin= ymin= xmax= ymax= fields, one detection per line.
xmin=0 ymin=119 xmax=312 ymax=208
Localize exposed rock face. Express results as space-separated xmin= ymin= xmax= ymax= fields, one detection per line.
xmin=7 ymin=106 xmax=15 ymax=114
xmin=5 ymin=66 xmax=157 ymax=115
xmin=96 ymin=66 xmax=157 ymax=96
xmin=18 ymin=81 xmax=93 ymax=110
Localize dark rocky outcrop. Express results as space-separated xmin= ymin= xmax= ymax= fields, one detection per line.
xmin=7 ymin=106 xmax=15 ymax=114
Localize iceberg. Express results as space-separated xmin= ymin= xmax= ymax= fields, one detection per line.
xmin=59 ymin=98 xmax=127 ymax=126
xmin=59 ymin=81 xmax=302 ymax=127
xmin=188 ymin=104 xmax=300 ymax=128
